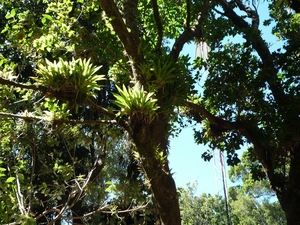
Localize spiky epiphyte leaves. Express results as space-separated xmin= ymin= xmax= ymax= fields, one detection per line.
xmin=139 ymin=55 xmax=193 ymax=107
xmin=139 ymin=57 xmax=177 ymax=89
xmin=33 ymin=58 xmax=105 ymax=101
xmin=113 ymin=83 xmax=159 ymax=122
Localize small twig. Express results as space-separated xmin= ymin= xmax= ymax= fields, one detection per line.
xmin=0 ymin=77 xmax=46 ymax=92
xmin=63 ymin=202 xmax=150 ymax=220
xmin=0 ymin=111 xmax=119 ymax=125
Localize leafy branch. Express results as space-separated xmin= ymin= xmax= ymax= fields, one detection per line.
xmin=216 ymin=0 xmax=287 ymax=111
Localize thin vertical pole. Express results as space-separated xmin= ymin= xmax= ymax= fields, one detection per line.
xmin=219 ymin=150 xmax=232 ymax=225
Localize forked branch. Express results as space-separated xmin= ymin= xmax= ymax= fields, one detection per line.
xmin=170 ymin=0 xmax=209 ymax=60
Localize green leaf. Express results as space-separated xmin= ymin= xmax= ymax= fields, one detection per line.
xmin=5 ymin=8 xmax=16 ymax=19
xmin=6 ymin=177 xmax=15 ymax=183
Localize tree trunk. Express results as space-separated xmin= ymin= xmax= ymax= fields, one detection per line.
xmin=277 ymin=146 xmax=300 ymax=225
xmin=130 ymin=114 xmax=181 ymax=225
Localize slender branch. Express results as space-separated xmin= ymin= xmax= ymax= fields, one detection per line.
xmin=87 ymin=101 xmax=131 ymax=133
xmin=0 ymin=77 xmax=46 ymax=93
xmin=0 ymin=112 xmax=44 ymax=121
xmin=63 ymin=202 xmax=149 ymax=220
xmin=34 ymin=207 xmax=61 ymax=220
xmin=15 ymin=173 xmax=26 ymax=215
xmin=0 ymin=76 xmax=131 ymax=132
xmin=0 ymin=111 xmax=118 ymax=125
xmin=48 ymin=190 xmax=78 ymax=225
xmin=151 ymin=0 xmax=163 ymax=53
xmin=100 ymin=203 xmax=149 ymax=214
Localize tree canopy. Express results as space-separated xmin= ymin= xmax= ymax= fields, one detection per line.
xmin=0 ymin=0 xmax=299 ymax=224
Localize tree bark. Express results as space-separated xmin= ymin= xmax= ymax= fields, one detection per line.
xmin=130 ymin=113 xmax=181 ymax=225
xmin=277 ymin=145 xmax=300 ymax=225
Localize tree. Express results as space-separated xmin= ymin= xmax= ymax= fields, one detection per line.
xmin=0 ymin=1 xmax=155 ymax=224
xmin=228 ymin=151 xmax=286 ymax=225
xmin=179 ymin=183 xmax=228 ymax=225
xmin=0 ymin=0 xmax=300 ymax=224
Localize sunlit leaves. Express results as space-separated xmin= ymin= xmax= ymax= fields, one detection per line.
xmin=113 ymin=83 xmax=159 ymax=120
xmin=5 ymin=8 xmax=16 ymax=19
xmin=33 ymin=57 xmax=105 ymax=101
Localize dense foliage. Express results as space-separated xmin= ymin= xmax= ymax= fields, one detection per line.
xmin=0 ymin=0 xmax=299 ymax=224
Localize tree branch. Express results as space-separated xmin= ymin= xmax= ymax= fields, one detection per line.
xmin=185 ymin=100 xmax=282 ymax=192
xmin=170 ymin=0 xmax=209 ymax=60
xmin=184 ymin=101 xmax=241 ymax=130
xmin=98 ymin=0 xmax=133 ymax=54
xmin=0 ymin=76 xmax=131 ymax=132
xmin=123 ymin=0 xmax=140 ymax=46
xmin=0 ymin=112 xmax=44 ymax=122
xmin=151 ymin=0 xmax=163 ymax=53
xmin=99 ymin=0 xmax=141 ymax=61
xmin=87 ymin=101 xmax=131 ymax=133
xmin=233 ymin=0 xmax=259 ymax=28
xmin=0 ymin=111 xmax=125 ymax=129
xmin=99 ymin=0 xmax=145 ymax=84
xmin=63 ymin=202 xmax=149 ymax=220
xmin=0 ymin=77 xmax=47 ymax=93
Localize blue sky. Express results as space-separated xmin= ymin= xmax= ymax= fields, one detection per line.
xmin=168 ymin=40 xmax=236 ymax=196
xmin=169 ymin=126 xmax=235 ymax=196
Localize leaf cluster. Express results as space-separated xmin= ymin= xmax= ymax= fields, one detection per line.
xmin=33 ymin=57 xmax=105 ymax=101
xmin=113 ymin=83 xmax=159 ymax=121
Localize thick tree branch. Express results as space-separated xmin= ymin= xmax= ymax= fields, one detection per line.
xmin=151 ymin=0 xmax=163 ymax=53
xmin=185 ymin=100 xmax=283 ymax=195
xmin=185 ymin=101 xmax=241 ymax=130
xmin=233 ymin=0 xmax=259 ymax=28
xmin=98 ymin=0 xmax=135 ymax=56
xmin=99 ymin=0 xmax=142 ymax=62
xmin=99 ymin=0 xmax=145 ymax=84
xmin=170 ymin=0 xmax=209 ymax=60
xmin=123 ymin=0 xmax=140 ymax=47
xmin=216 ymin=0 xmax=287 ymax=110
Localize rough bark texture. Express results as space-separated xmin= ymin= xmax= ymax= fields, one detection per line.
xmin=130 ymin=113 xmax=181 ymax=225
